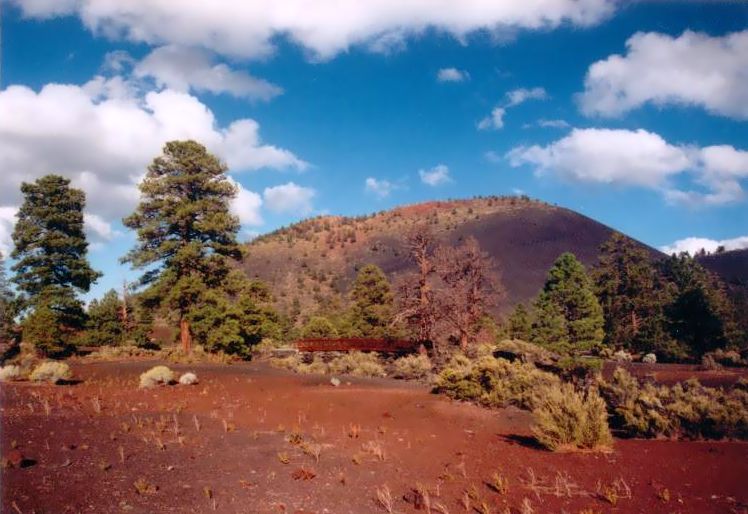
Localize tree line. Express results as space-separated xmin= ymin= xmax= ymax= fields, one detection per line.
xmin=0 ymin=140 xmax=743 ymax=362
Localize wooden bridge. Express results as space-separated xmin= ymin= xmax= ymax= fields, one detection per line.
xmin=293 ymin=337 xmax=421 ymax=354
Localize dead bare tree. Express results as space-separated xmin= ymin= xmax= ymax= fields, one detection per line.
xmin=395 ymin=225 xmax=438 ymax=345
xmin=433 ymin=236 xmax=503 ymax=351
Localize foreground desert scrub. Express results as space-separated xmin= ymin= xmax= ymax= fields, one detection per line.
xmin=601 ymin=368 xmax=748 ymax=440
xmin=271 ymin=352 xmax=387 ymax=378
xmin=139 ymin=365 xmax=175 ymax=388
xmin=435 ymin=355 xmax=561 ymax=409
xmin=0 ymin=364 xmax=22 ymax=381
xmin=390 ymin=353 xmax=433 ymax=380
xmin=531 ymin=382 xmax=612 ymax=451
xmin=29 ymin=361 xmax=72 ymax=384
xmin=85 ymin=344 xmax=236 ymax=364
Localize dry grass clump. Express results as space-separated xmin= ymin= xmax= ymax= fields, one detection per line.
xmin=435 ymin=355 xmax=561 ymax=410
xmin=160 ymin=345 xmax=237 ymax=365
xmin=139 ymin=365 xmax=175 ymax=388
xmin=328 ymin=351 xmax=387 ymax=378
xmin=390 ymin=353 xmax=433 ymax=380
xmin=531 ymin=382 xmax=612 ymax=452
xmin=601 ymin=367 xmax=748 ymax=440
xmin=178 ymin=372 xmax=199 ymax=385
xmin=29 ymin=361 xmax=72 ymax=384
xmin=84 ymin=345 xmax=158 ymax=361
xmin=0 ymin=365 xmax=22 ymax=382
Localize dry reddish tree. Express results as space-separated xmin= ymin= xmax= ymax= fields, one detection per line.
xmin=433 ymin=236 xmax=503 ymax=351
xmin=395 ymin=225 xmax=439 ymax=345
xmin=397 ymin=227 xmax=503 ymax=354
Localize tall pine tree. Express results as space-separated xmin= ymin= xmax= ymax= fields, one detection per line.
xmin=593 ymin=233 xmax=671 ymax=353
xmin=348 ymin=264 xmax=394 ymax=338
xmin=122 ymin=141 xmax=242 ymax=353
xmin=531 ymin=253 xmax=604 ymax=354
xmin=11 ymin=175 xmax=100 ymax=355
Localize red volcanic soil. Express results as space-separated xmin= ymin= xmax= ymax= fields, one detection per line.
xmin=2 ymin=361 xmax=748 ymax=514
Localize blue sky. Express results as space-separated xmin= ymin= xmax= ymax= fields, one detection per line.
xmin=1 ymin=0 xmax=747 ymax=301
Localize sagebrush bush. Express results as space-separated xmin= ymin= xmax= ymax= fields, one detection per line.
xmin=531 ymin=382 xmax=612 ymax=451
xmin=642 ymin=353 xmax=657 ymax=364
xmin=494 ymin=339 xmax=556 ymax=365
xmin=85 ymin=345 xmax=159 ymax=361
xmin=601 ymin=368 xmax=748 ymax=440
xmin=178 ymin=372 xmax=199 ymax=385
xmin=435 ymin=356 xmax=561 ymax=410
xmin=390 ymin=354 xmax=432 ymax=380
xmin=139 ymin=365 xmax=174 ymax=388
xmin=0 ymin=365 xmax=22 ymax=382
xmin=29 ymin=361 xmax=72 ymax=384
xmin=328 ymin=351 xmax=386 ymax=378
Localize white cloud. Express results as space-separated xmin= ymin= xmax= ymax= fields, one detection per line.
xmin=506 ymin=87 xmax=547 ymax=106
xmin=0 ymin=207 xmax=18 ymax=257
xmin=0 ymin=77 xmax=306 ymax=234
xmin=227 ymin=178 xmax=263 ymax=226
xmin=437 ymin=68 xmax=468 ymax=83
xmin=478 ymin=107 xmax=506 ymax=130
xmin=263 ymin=182 xmax=315 ymax=215
xmin=84 ymin=213 xmax=118 ymax=242
xmin=419 ymin=164 xmax=452 ymax=186
xmin=12 ymin=0 xmax=617 ymax=60
xmin=537 ymin=118 xmax=570 ymax=129
xmin=484 ymin=150 xmax=503 ymax=164
xmin=134 ymin=45 xmax=282 ymax=101
xmin=507 ymin=128 xmax=748 ymax=205
xmin=365 ymin=177 xmax=396 ymax=198
xmin=579 ymin=30 xmax=748 ymax=119
xmin=478 ymin=87 xmax=547 ymax=130
xmin=660 ymin=236 xmax=748 ymax=256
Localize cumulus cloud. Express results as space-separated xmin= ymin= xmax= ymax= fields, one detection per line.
xmin=526 ymin=118 xmax=570 ymax=129
xmin=507 ymin=128 xmax=748 ymax=205
xmin=263 ymin=182 xmax=315 ymax=215
xmin=0 ymin=76 xmax=306 ymax=241
xmin=437 ymin=68 xmax=468 ymax=83
xmin=660 ymin=236 xmax=748 ymax=256
xmin=227 ymin=178 xmax=263 ymax=226
xmin=419 ymin=164 xmax=452 ymax=186
xmin=12 ymin=0 xmax=617 ymax=60
xmin=365 ymin=177 xmax=396 ymax=198
xmin=134 ymin=45 xmax=282 ymax=101
xmin=0 ymin=207 xmax=18 ymax=257
xmin=579 ymin=30 xmax=748 ymax=119
xmin=478 ymin=87 xmax=547 ymax=130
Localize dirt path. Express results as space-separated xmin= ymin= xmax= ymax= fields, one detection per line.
xmin=2 ymin=360 xmax=747 ymax=513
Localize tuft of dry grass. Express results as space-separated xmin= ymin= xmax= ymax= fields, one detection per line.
xmin=487 ymin=471 xmax=509 ymax=495
xmin=376 ymin=485 xmax=394 ymax=513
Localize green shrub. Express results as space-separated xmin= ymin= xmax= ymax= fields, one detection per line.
xmin=29 ymin=361 xmax=72 ymax=384
xmin=139 ymin=365 xmax=174 ymax=388
xmin=494 ymin=339 xmax=556 ymax=366
xmin=531 ymin=383 xmax=612 ymax=451
xmin=328 ymin=351 xmax=386 ymax=378
xmin=391 ymin=354 xmax=432 ymax=380
xmin=435 ymin=356 xmax=561 ymax=410
xmin=601 ymin=368 xmax=748 ymax=440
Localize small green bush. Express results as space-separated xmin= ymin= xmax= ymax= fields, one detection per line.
xmin=600 ymin=367 xmax=671 ymax=438
xmin=390 ymin=354 xmax=432 ymax=380
xmin=531 ymin=383 xmax=612 ymax=451
xmin=435 ymin=356 xmax=561 ymax=410
xmin=29 ymin=361 xmax=72 ymax=384
xmin=139 ymin=365 xmax=174 ymax=388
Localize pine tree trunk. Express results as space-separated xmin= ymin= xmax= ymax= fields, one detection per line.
xmin=180 ymin=316 xmax=192 ymax=354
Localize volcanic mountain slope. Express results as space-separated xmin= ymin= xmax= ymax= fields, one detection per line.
xmin=698 ymin=248 xmax=748 ymax=287
xmin=241 ymin=196 xmax=662 ymax=319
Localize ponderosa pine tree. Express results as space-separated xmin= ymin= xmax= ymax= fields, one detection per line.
xmin=348 ymin=264 xmax=394 ymax=338
xmin=82 ymin=289 xmax=125 ymax=347
xmin=122 ymin=141 xmax=242 ymax=353
xmin=506 ymin=302 xmax=532 ymax=341
xmin=660 ymin=253 xmax=741 ymax=358
xmin=396 ymin=225 xmax=438 ymax=344
xmin=11 ymin=175 xmax=101 ymax=355
xmin=531 ymin=253 xmax=604 ymax=354
xmin=0 ymin=253 xmax=16 ymax=343
xmin=593 ymin=233 xmax=671 ymax=353
xmin=302 ymin=316 xmax=339 ymax=338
